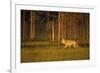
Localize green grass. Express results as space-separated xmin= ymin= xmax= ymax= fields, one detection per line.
xmin=21 ymin=47 xmax=89 ymax=63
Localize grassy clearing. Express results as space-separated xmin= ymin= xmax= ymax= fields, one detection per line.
xmin=21 ymin=47 xmax=89 ymax=63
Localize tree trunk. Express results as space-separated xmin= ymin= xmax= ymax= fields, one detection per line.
xmin=52 ymin=19 xmax=55 ymax=42
xmin=58 ymin=12 xmax=61 ymax=48
xmin=32 ymin=12 xmax=35 ymax=39
xmin=69 ymin=14 xmax=71 ymax=40
xmin=30 ymin=11 xmax=33 ymax=40
xmin=61 ymin=13 xmax=64 ymax=39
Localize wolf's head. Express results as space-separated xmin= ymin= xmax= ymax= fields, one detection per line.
xmin=62 ymin=38 xmax=65 ymax=44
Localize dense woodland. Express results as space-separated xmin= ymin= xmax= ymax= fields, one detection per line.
xmin=21 ymin=10 xmax=89 ymax=47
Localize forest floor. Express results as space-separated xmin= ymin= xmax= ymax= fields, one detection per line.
xmin=21 ymin=46 xmax=89 ymax=63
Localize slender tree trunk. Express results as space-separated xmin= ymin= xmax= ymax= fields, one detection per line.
xmin=52 ymin=19 xmax=55 ymax=42
xmin=47 ymin=13 xmax=51 ymax=41
xmin=32 ymin=12 xmax=35 ymax=39
xmin=69 ymin=15 xmax=71 ymax=40
xmin=58 ymin=12 xmax=61 ymax=48
xmin=82 ymin=15 xmax=84 ymax=44
xmin=30 ymin=11 xmax=36 ymax=40
xmin=74 ymin=14 xmax=77 ymax=40
xmin=61 ymin=13 xmax=64 ymax=39
xmin=30 ymin=11 xmax=33 ymax=40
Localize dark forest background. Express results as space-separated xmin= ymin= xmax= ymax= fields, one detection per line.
xmin=21 ymin=10 xmax=89 ymax=46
